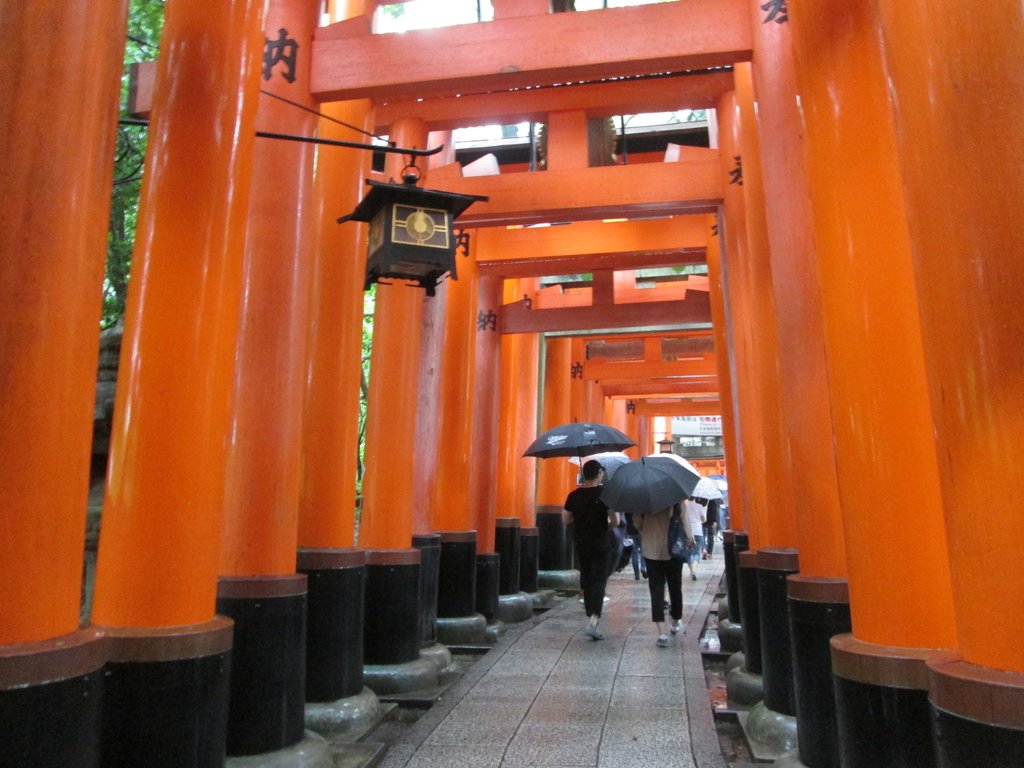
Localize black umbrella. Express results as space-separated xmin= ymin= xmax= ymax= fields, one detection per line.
xmin=522 ymin=422 xmax=636 ymax=459
xmin=599 ymin=456 xmax=701 ymax=514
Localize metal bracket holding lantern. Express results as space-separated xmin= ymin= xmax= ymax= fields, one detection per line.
xmin=337 ymin=164 xmax=489 ymax=296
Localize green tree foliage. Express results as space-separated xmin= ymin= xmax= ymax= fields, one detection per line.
xmin=105 ymin=0 xmax=165 ymax=328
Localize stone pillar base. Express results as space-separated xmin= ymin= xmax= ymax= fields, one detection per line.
xmin=726 ymin=664 xmax=764 ymax=709
xmin=436 ymin=614 xmax=487 ymax=646
xmin=419 ymin=642 xmax=452 ymax=672
xmin=485 ymin=620 xmax=508 ymax=643
xmin=304 ymin=687 xmax=381 ymax=738
xmin=530 ymin=589 xmax=558 ymax=611
xmin=496 ymin=592 xmax=533 ymax=624
xmin=538 ymin=569 xmax=579 ymax=592
xmin=740 ymin=701 xmax=798 ymax=762
xmin=726 ymin=650 xmax=745 ymax=675
xmin=718 ymin=617 xmax=744 ymax=653
xmin=363 ymin=657 xmax=438 ymax=697
xmin=225 ymin=730 xmax=332 ymax=768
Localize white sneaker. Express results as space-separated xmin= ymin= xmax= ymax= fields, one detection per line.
xmin=670 ymin=620 xmax=683 ymax=635
xmin=656 ymin=634 xmax=669 ymax=647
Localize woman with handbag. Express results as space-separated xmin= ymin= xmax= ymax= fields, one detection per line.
xmin=632 ymin=502 xmax=695 ymax=647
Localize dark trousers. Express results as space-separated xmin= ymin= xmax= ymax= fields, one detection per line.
xmin=644 ymin=557 xmax=683 ymax=623
xmin=578 ymin=546 xmax=611 ymax=618
xmin=704 ymin=522 xmax=717 ymax=554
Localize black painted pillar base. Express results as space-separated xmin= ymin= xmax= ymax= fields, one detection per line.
xmin=362 ymin=549 xmax=437 ymax=697
xmin=723 ymin=531 xmax=747 ymax=625
xmin=437 ymin=531 xmax=477 ymax=620
xmin=100 ymin=618 xmax=234 ymax=768
xmin=736 ymin=548 xmax=763 ymax=675
xmin=737 ymin=548 xmax=801 ymax=762
xmin=720 ymin=531 xmax=746 ymax=653
xmin=494 ymin=518 xmax=521 ymax=595
xmin=363 ymin=549 xmax=422 ymax=666
xmin=787 ymin=576 xmax=851 ymax=768
xmin=728 ymin=547 xmax=764 ymax=710
xmin=757 ymin=548 xmax=800 ymax=717
xmin=519 ymin=526 xmax=540 ymax=594
xmin=412 ymin=534 xmax=441 ymax=647
xmin=436 ymin=532 xmax=487 ymax=646
xmin=929 ymin=654 xmax=1024 ymax=767
xmin=831 ymin=634 xmax=937 ymax=768
xmin=536 ymin=506 xmax=573 ymax=571
xmin=475 ymin=552 xmax=501 ymax=624
xmin=0 ymin=628 xmax=104 ymax=768
xmin=297 ymin=548 xmax=366 ymax=703
xmin=216 ymin=574 xmax=307 ymax=757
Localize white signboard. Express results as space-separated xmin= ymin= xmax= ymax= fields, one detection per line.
xmin=673 ymin=415 xmax=722 ymax=436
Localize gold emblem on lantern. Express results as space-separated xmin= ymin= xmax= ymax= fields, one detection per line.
xmin=392 ymin=204 xmax=449 ymax=249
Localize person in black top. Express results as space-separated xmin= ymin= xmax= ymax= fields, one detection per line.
xmin=562 ymin=460 xmax=620 ymax=640
xmin=704 ymin=497 xmax=721 ymax=557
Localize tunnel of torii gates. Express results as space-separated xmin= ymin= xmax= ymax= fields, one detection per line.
xmin=2 ymin=0 xmax=1024 ymax=766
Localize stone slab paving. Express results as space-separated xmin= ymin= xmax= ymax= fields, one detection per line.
xmin=379 ymin=551 xmax=730 ymax=768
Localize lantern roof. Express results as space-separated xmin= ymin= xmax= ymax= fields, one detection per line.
xmin=337 ymin=178 xmax=488 ymax=224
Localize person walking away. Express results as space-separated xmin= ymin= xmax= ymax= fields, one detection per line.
xmin=684 ymin=497 xmax=705 ymax=580
xmin=625 ymin=512 xmax=647 ymax=580
xmin=562 ymin=460 xmax=620 ymax=640
xmin=703 ymin=497 xmax=720 ymax=557
xmin=633 ymin=503 xmax=694 ymax=647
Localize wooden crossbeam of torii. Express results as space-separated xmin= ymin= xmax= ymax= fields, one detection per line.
xmin=500 ymin=291 xmax=711 ymax=334
xmin=584 ymin=355 xmax=718 ymax=381
xmin=601 ymin=378 xmax=718 ymax=398
xmin=126 ymin=4 xmax=727 ymax=339
xmin=629 ymin=399 xmax=722 ymax=417
xmin=372 ymin=70 xmax=735 ymax=134
xmin=310 ymin=0 xmax=752 ymax=103
xmin=474 ymin=217 xmax=707 ymax=278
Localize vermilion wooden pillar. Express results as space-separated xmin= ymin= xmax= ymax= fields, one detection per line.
xmin=298 ymin=89 xmax=372 ymax=549
xmin=0 ymin=1 xmax=126 ymax=763
xmin=748 ymin=1 xmax=844 ymax=579
xmin=789 ymin=1 xmax=958 ymax=765
xmin=359 ymin=118 xmax=430 ymax=550
xmin=296 ymin=0 xmax=376 ymax=727
xmin=535 ymin=337 xmax=573 ymax=507
xmin=496 ymin=278 xmax=539 ymax=528
xmin=357 ymin=119 xmax=435 ymax=689
xmin=715 ymin=90 xmax=761 ymax=546
xmin=414 ymin=283 xmax=447 ymax=534
xmin=569 ymin=337 xmax=588 ymax=426
xmin=702 ymin=214 xmax=744 ymax=531
xmin=534 ymin=336 xmax=574 ymax=579
xmin=471 ymin=272 xmax=503 ymax=556
xmin=734 ymin=63 xmax=797 ymax=552
xmin=91 ymin=1 xmax=266 ymax=764
xmin=430 ymin=232 xmax=479 ymax=535
xmin=747 ymin=4 xmax=851 ymax=763
xmin=216 ymin=0 xmax=319 ymax=757
xmin=636 ymin=416 xmax=651 ymax=460
xmin=717 ymin=87 xmax=777 ymax=721
xmin=875 ymin=2 xmax=1024 ymax=760
xmin=423 ymin=219 xmax=483 ymax=640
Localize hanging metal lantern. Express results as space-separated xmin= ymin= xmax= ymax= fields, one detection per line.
xmin=337 ymin=165 xmax=488 ymax=296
